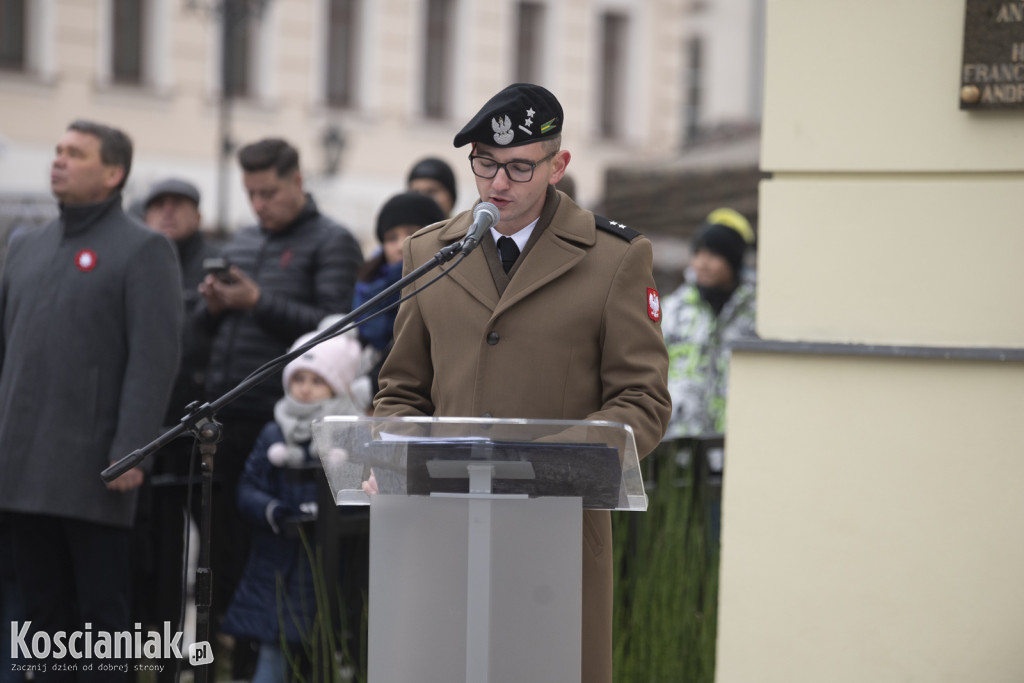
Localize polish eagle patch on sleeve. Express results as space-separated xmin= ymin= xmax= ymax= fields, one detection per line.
xmin=647 ymin=287 xmax=661 ymax=322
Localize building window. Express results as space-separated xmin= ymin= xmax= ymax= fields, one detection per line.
xmin=684 ymin=36 xmax=703 ymax=143
xmin=0 ymin=0 xmax=26 ymax=71
xmin=111 ymin=0 xmax=144 ymax=84
xmin=326 ymin=0 xmax=358 ymax=108
xmin=423 ymin=0 xmax=453 ymax=119
xmin=515 ymin=2 xmax=545 ymax=83
xmin=222 ymin=0 xmax=258 ymax=98
xmin=599 ymin=12 xmax=628 ymax=139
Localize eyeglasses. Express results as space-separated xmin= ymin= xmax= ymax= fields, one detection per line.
xmin=468 ymin=152 xmax=556 ymax=183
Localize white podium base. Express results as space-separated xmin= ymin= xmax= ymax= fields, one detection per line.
xmin=368 ymin=495 xmax=582 ymax=682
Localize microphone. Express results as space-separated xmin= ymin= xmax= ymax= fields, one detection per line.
xmin=461 ymin=202 xmax=500 ymax=255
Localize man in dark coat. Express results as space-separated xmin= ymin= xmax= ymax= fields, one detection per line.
xmin=194 ymin=137 xmax=363 ymax=675
xmin=144 ymin=177 xmax=222 ymax=425
xmin=0 ymin=119 xmax=182 ymax=680
xmin=136 ymin=178 xmax=221 ymax=680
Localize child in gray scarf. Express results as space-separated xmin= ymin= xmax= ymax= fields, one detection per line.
xmin=221 ymin=325 xmax=362 ymax=683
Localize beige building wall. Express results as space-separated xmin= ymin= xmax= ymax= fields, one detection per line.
xmin=684 ymin=0 xmax=765 ymax=127
xmin=0 ymin=0 xmax=687 ymax=251
xmin=722 ymin=352 xmax=1024 ymax=682
xmin=717 ymin=2 xmax=1024 ymax=682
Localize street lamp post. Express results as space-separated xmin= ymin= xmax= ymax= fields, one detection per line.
xmin=171 ymin=7 xmax=271 ymax=683
xmin=322 ymin=123 xmax=347 ymax=177
xmin=186 ymin=0 xmax=270 ymax=236
xmin=216 ymin=0 xmax=239 ymax=237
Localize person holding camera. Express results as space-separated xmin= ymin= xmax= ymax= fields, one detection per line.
xmin=195 ymin=137 xmax=363 ymax=677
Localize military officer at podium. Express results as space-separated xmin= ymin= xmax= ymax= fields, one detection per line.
xmin=374 ymin=82 xmax=671 ymax=683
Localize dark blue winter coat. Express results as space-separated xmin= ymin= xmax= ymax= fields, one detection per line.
xmin=353 ymin=258 xmax=403 ymax=351
xmin=221 ymin=421 xmax=320 ymax=644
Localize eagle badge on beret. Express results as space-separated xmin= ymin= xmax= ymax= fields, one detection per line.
xmin=492 ymin=115 xmax=514 ymax=145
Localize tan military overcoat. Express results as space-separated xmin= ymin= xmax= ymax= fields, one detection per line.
xmin=375 ymin=190 xmax=671 ymax=683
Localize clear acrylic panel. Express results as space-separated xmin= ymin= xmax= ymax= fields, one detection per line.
xmin=312 ymin=416 xmax=647 ymax=511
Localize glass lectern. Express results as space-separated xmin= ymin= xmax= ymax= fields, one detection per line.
xmin=313 ymin=416 xmax=647 ymax=682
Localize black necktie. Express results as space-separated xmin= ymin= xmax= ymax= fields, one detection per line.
xmin=497 ymin=236 xmax=520 ymax=274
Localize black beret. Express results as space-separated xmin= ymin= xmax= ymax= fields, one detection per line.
xmin=453 ymin=83 xmax=563 ymax=149
xmin=407 ymin=157 xmax=458 ymax=204
xmin=144 ymin=178 xmax=200 ymax=209
xmin=376 ymin=191 xmax=447 ymax=243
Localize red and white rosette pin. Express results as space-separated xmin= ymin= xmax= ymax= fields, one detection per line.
xmin=76 ymin=249 xmax=98 ymax=272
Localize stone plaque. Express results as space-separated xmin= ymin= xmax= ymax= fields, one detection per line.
xmin=960 ymin=0 xmax=1024 ymax=109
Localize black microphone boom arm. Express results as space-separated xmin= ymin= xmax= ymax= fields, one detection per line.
xmin=100 ymin=235 xmax=474 ymax=483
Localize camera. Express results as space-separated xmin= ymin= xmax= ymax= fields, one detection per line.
xmin=202 ymin=257 xmax=236 ymax=283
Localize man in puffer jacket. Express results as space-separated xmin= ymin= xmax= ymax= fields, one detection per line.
xmin=195 ymin=137 xmax=363 ymax=675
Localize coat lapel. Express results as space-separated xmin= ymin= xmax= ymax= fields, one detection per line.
xmin=436 ymin=211 xmax=500 ymax=311
xmin=492 ymin=192 xmax=596 ymax=319
xmin=433 ymin=191 xmax=598 ymax=319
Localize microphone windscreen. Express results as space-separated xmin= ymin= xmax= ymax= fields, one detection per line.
xmin=473 ymin=201 xmax=500 ymax=228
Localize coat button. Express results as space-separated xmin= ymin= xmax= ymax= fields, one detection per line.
xmin=486 ymin=331 xmax=500 ymax=345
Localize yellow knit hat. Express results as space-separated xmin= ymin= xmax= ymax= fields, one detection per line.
xmin=705 ymin=208 xmax=754 ymax=244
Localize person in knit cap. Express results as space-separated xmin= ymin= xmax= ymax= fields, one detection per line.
xmin=661 ymin=207 xmax=757 ymax=440
xmin=406 ymin=156 xmax=458 ymax=215
xmin=349 ymin=191 xmax=446 ymax=412
xmin=221 ymin=322 xmax=362 ymax=683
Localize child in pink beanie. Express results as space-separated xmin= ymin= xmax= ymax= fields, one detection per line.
xmin=268 ymin=328 xmax=362 ymax=468
xmin=221 ymin=323 xmax=361 ymax=683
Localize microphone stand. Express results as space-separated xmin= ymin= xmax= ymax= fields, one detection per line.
xmin=101 ymin=235 xmax=476 ymax=682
